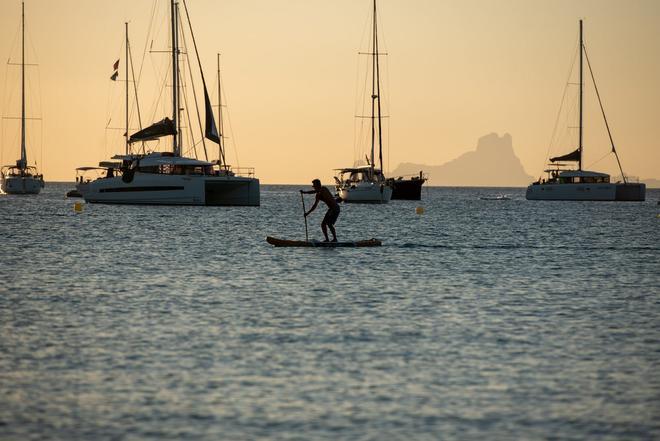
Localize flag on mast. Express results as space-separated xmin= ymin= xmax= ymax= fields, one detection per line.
xmin=110 ymin=59 xmax=119 ymax=81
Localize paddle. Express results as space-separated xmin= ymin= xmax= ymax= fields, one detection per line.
xmin=300 ymin=191 xmax=309 ymax=242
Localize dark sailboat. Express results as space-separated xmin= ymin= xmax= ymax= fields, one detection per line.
xmin=387 ymin=171 xmax=427 ymax=200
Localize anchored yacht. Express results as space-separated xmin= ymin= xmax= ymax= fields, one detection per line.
xmin=526 ymin=20 xmax=644 ymax=201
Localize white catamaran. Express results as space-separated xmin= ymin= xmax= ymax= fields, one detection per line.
xmin=77 ymin=0 xmax=259 ymax=206
xmin=526 ymin=20 xmax=645 ymax=201
xmin=335 ymin=0 xmax=393 ymax=204
xmin=1 ymin=2 xmax=45 ymax=195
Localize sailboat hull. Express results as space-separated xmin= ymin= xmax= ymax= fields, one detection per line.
xmin=78 ymin=173 xmax=260 ymax=206
xmin=526 ymin=182 xmax=645 ymax=201
xmin=337 ymin=182 xmax=393 ymax=204
xmin=1 ymin=176 xmax=43 ymax=194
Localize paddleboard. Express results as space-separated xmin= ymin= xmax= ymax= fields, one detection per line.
xmin=266 ymin=236 xmax=382 ymax=248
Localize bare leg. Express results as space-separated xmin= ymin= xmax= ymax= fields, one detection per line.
xmin=321 ymin=221 xmax=329 ymax=241
xmin=328 ymin=224 xmax=337 ymax=242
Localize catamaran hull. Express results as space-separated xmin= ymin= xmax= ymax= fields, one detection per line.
xmin=78 ymin=174 xmax=260 ymax=206
xmin=1 ymin=176 xmax=43 ymax=194
xmin=526 ymin=182 xmax=645 ymax=201
xmin=338 ymin=183 xmax=393 ymax=204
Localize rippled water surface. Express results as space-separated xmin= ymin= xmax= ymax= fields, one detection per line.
xmin=1 ymin=183 xmax=659 ymax=440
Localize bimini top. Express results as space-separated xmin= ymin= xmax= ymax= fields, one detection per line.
xmin=552 ymin=170 xmax=611 ymax=178
xmin=111 ymin=152 xmax=213 ymax=168
xmin=335 ymin=166 xmax=384 ymax=173
xmin=75 ymin=166 xmax=107 ymax=171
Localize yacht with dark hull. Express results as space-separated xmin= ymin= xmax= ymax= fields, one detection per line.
xmin=387 ymin=171 xmax=427 ymax=200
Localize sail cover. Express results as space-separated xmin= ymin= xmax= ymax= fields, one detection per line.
xmin=204 ymin=86 xmax=220 ymax=144
xmin=550 ymin=148 xmax=581 ymax=162
xmin=128 ymin=117 xmax=176 ymax=144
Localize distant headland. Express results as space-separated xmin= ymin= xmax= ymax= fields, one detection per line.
xmin=391 ymin=133 xmax=533 ymax=187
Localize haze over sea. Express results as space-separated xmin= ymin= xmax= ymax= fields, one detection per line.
xmin=1 ymin=183 xmax=659 ymax=440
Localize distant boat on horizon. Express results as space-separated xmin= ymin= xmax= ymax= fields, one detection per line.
xmin=1 ymin=2 xmax=45 ymax=195
xmin=335 ymin=0 xmax=393 ymax=204
xmin=526 ymin=20 xmax=645 ymax=202
xmin=76 ymin=0 xmax=259 ymax=206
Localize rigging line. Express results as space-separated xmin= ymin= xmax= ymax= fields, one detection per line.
xmin=178 ymin=15 xmax=205 ymax=160
xmin=221 ymin=94 xmax=240 ymax=168
xmin=352 ymin=41 xmax=362 ymax=161
xmin=216 ymin=54 xmax=226 ymax=166
xmin=127 ymin=35 xmax=147 ymax=156
xmin=179 ymin=76 xmax=197 ymax=158
xmin=144 ymin=1 xmax=167 ymax=127
xmin=542 ymin=39 xmax=579 ymax=173
xmin=217 ymin=61 xmax=240 ymax=167
xmin=33 ymin=37 xmax=44 ymax=170
xmin=181 ymin=0 xmax=209 ymax=161
xmin=136 ymin=0 xmax=158 ymax=111
xmin=128 ymin=31 xmax=143 ymax=131
xmin=582 ymin=44 xmax=626 ymax=183
xmin=585 ymin=151 xmax=611 ymax=170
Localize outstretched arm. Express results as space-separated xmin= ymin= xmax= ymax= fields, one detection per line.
xmin=305 ymin=198 xmax=320 ymax=217
xmin=300 ymin=189 xmax=315 ymax=194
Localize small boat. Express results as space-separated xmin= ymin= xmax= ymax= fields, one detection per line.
xmin=334 ymin=0 xmax=393 ymax=204
xmin=1 ymin=2 xmax=44 ymax=195
xmin=480 ymin=195 xmax=510 ymax=201
xmin=65 ymin=189 xmax=82 ymax=198
xmin=387 ymin=171 xmax=427 ymax=200
xmin=526 ymin=20 xmax=644 ymax=202
xmin=266 ymin=236 xmax=382 ymax=248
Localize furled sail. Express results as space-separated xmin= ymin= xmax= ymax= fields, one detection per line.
xmin=550 ymin=148 xmax=581 ymax=162
xmin=203 ymin=85 xmax=220 ymax=144
xmin=128 ymin=117 xmax=176 ymax=144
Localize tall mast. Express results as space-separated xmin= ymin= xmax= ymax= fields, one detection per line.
xmin=20 ymin=1 xmax=26 ymax=168
xmin=125 ymin=22 xmax=129 ymax=155
xmin=578 ymin=19 xmax=583 ymax=171
xmin=374 ymin=0 xmax=384 ymax=176
xmin=369 ymin=0 xmax=377 ymax=172
xmin=217 ymin=53 xmax=226 ymax=167
xmin=171 ymin=0 xmax=180 ymax=156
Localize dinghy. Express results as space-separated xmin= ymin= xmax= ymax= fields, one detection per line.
xmin=266 ymin=237 xmax=382 ymax=248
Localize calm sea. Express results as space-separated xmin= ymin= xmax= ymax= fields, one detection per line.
xmin=1 ymin=183 xmax=659 ymax=440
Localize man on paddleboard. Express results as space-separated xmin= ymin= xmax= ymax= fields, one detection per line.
xmin=301 ymin=179 xmax=341 ymax=242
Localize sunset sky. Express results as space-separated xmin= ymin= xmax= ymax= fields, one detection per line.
xmin=0 ymin=0 xmax=658 ymax=184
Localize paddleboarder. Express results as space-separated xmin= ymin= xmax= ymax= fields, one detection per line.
xmin=301 ymin=179 xmax=340 ymax=242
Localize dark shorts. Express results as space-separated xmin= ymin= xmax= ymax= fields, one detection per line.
xmin=323 ymin=206 xmax=340 ymax=226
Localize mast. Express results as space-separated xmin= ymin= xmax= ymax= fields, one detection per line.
xmin=125 ymin=22 xmax=129 ymax=155
xmin=20 ymin=1 xmax=26 ymax=168
xmin=171 ymin=0 xmax=180 ymax=156
xmin=217 ymin=53 xmax=226 ymax=167
xmin=578 ymin=19 xmax=583 ymax=171
xmin=374 ymin=0 xmax=384 ymax=176
xmin=369 ymin=0 xmax=377 ymax=173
